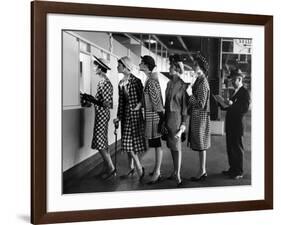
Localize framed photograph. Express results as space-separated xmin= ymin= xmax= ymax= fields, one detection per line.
xmin=31 ymin=1 xmax=273 ymax=224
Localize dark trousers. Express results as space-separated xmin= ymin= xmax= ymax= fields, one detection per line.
xmin=226 ymin=132 xmax=244 ymax=175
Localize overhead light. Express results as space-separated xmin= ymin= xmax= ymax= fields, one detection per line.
xmin=144 ymin=39 xmax=157 ymax=44
xmin=169 ymin=40 xmax=174 ymax=45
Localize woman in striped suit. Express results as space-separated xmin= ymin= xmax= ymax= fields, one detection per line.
xmin=186 ymin=54 xmax=211 ymax=181
xmin=139 ymin=55 xmax=164 ymax=184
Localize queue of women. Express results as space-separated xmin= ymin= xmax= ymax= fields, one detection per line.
xmin=81 ymin=53 xmax=210 ymax=187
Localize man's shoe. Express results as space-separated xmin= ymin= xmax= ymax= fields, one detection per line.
xmin=222 ymin=170 xmax=233 ymax=176
xmin=231 ymin=174 xmax=244 ymax=180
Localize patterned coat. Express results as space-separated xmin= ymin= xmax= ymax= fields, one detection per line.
xmin=143 ymin=75 xmax=164 ymax=139
xmin=117 ymin=74 xmax=147 ymax=153
xmin=91 ymin=77 xmax=113 ymax=151
xmin=188 ymin=74 xmax=211 ymax=151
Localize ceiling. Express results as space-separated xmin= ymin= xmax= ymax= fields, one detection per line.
xmin=112 ymin=33 xmax=205 ymax=61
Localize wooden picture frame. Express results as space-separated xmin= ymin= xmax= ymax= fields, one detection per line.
xmin=31 ymin=1 xmax=273 ymax=224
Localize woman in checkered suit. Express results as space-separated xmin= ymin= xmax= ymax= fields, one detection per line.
xmin=139 ymin=55 xmax=165 ymax=184
xmin=186 ymin=54 xmax=211 ymax=181
xmin=113 ymin=56 xmax=147 ymax=181
xmin=81 ymin=57 xmax=115 ymax=180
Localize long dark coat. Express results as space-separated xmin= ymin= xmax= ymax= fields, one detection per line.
xmin=223 ymin=86 xmax=250 ymax=174
xmin=117 ymin=74 xmax=146 ymax=153
xmin=225 ymin=86 xmax=250 ymax=137
xmin=188 ymin=74 xmax=211 ymax=151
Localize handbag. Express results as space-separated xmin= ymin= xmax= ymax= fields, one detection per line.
xmin=160 ymin=127 xmax=168 ymax=141
xmin=159 ymin=122 xmax=168 ymax=141
xmin=181 ymin=131 xmax=186 ymax=142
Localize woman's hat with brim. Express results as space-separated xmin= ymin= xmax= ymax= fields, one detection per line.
xmin=119 ymin=56 xmax=134 ymax=71
xmin=93 ymin=56 xmax=111 ymax=70
xmin=228 ymin=68 xmax=245 ymax=79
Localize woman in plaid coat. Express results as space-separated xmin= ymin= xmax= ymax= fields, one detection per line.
xmin=81 ymin=57 xmax=115 ymax=180
xmin=114 ymin=56 xmax=146 ymax=181
xmin=186 ymin=54 xmax=211 ymax=181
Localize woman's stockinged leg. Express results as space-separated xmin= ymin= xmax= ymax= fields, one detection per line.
xmin=170 ymin=149 xmax=176 ymax=177
xmin=150 ymin=147 xmax=163 ymax=181
xmin=129 ymin=152 xmax=143 ymax=176
xmin=98 ymin=149 xmax=117 ymax=180
xmin=100 ymin=149 xmax=114 ymax=172
xmin=129 ymin=154 xmax=135 ymax=170
xmin=173 ymin=150 xmax=182 ymax=182
xmin=198 ymin=150 xmax=207 ymax=175
xmin=154 ymin=147 xmax=163 ymax=175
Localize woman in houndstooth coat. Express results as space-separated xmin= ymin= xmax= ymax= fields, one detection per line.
xmin=186 ymin=54 xmax=211 ymax=182
xmin=114 ymin=56 xmax=146 ymax=181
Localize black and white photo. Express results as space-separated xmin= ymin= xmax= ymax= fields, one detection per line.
xmin=62 ymin=30 xmax=252 ymax=193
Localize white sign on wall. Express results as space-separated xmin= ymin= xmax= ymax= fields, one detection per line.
xmin=233 ymin=39 xmax=252 ymax=54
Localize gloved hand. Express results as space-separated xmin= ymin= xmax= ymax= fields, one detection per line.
xmin=175 ymin=125 xmax=186 ymax=139
xmin=113 ymin=118 xmax=119 ymax=129
xmin=186 ymin=86 xmax=193 ymax=96
xmin=82 ymin=93 xmax=104 ymax=107
xmin=80 ymin=93 xmax=92 ymax=107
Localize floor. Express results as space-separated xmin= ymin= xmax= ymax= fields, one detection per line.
xmin=63 ymin=112 xmax=251 ymax=194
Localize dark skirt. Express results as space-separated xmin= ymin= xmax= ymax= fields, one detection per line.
xmin=148 ymin=137 xmax=162 ymax=148
xmin=165 ymin=111 xmax=182 ymax=151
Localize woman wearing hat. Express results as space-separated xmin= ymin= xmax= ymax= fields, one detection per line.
xmin=139 ymin=55 xmax=164 ymax=184
xmin=163 ymin=54 xmax=189 ymax=187
xmin=113 ymin=56 xmax=146 ymax=181
xmin=186 ymin=54 xmax=211 ymax=182
xmin=82 ymin=56 xmax=115 ymax=180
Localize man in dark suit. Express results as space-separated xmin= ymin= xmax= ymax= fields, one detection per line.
xmin=221 ymin=69 xmax=250 ymax=179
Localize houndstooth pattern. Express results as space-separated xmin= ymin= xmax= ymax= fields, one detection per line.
xmin=91 ymin=78 xmax=113 ymax=151
xmin=117 ymin=74 xmax=147 ymax=153
xmin=188 ymin=75 xmax=211 ymax=150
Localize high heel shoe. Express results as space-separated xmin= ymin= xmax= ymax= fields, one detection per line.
xmin=139 ymin=167 xmax=145 ymax=182
xmin=120 ymin=168 xmax=135 ymax=179
xmin=147 ymin=174 xmax=162 ymax=185
xmin=176 ymin=177 xmax=184 ymax=187
xmin=103 ymin=169 xmax=117 ymax=180
xmin=190 ymin=173 xmax=207 ymax=182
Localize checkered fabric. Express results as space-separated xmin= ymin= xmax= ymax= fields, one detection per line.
xmin=188 ymin=75 xmax=211 ymax=151
xmin=91 ymin=78 xmax=113 ymax=151
xmin=117 ymin=74 xmax=147 ymax=153
xmin=144 ymin=77 xmax=164 ymax=139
